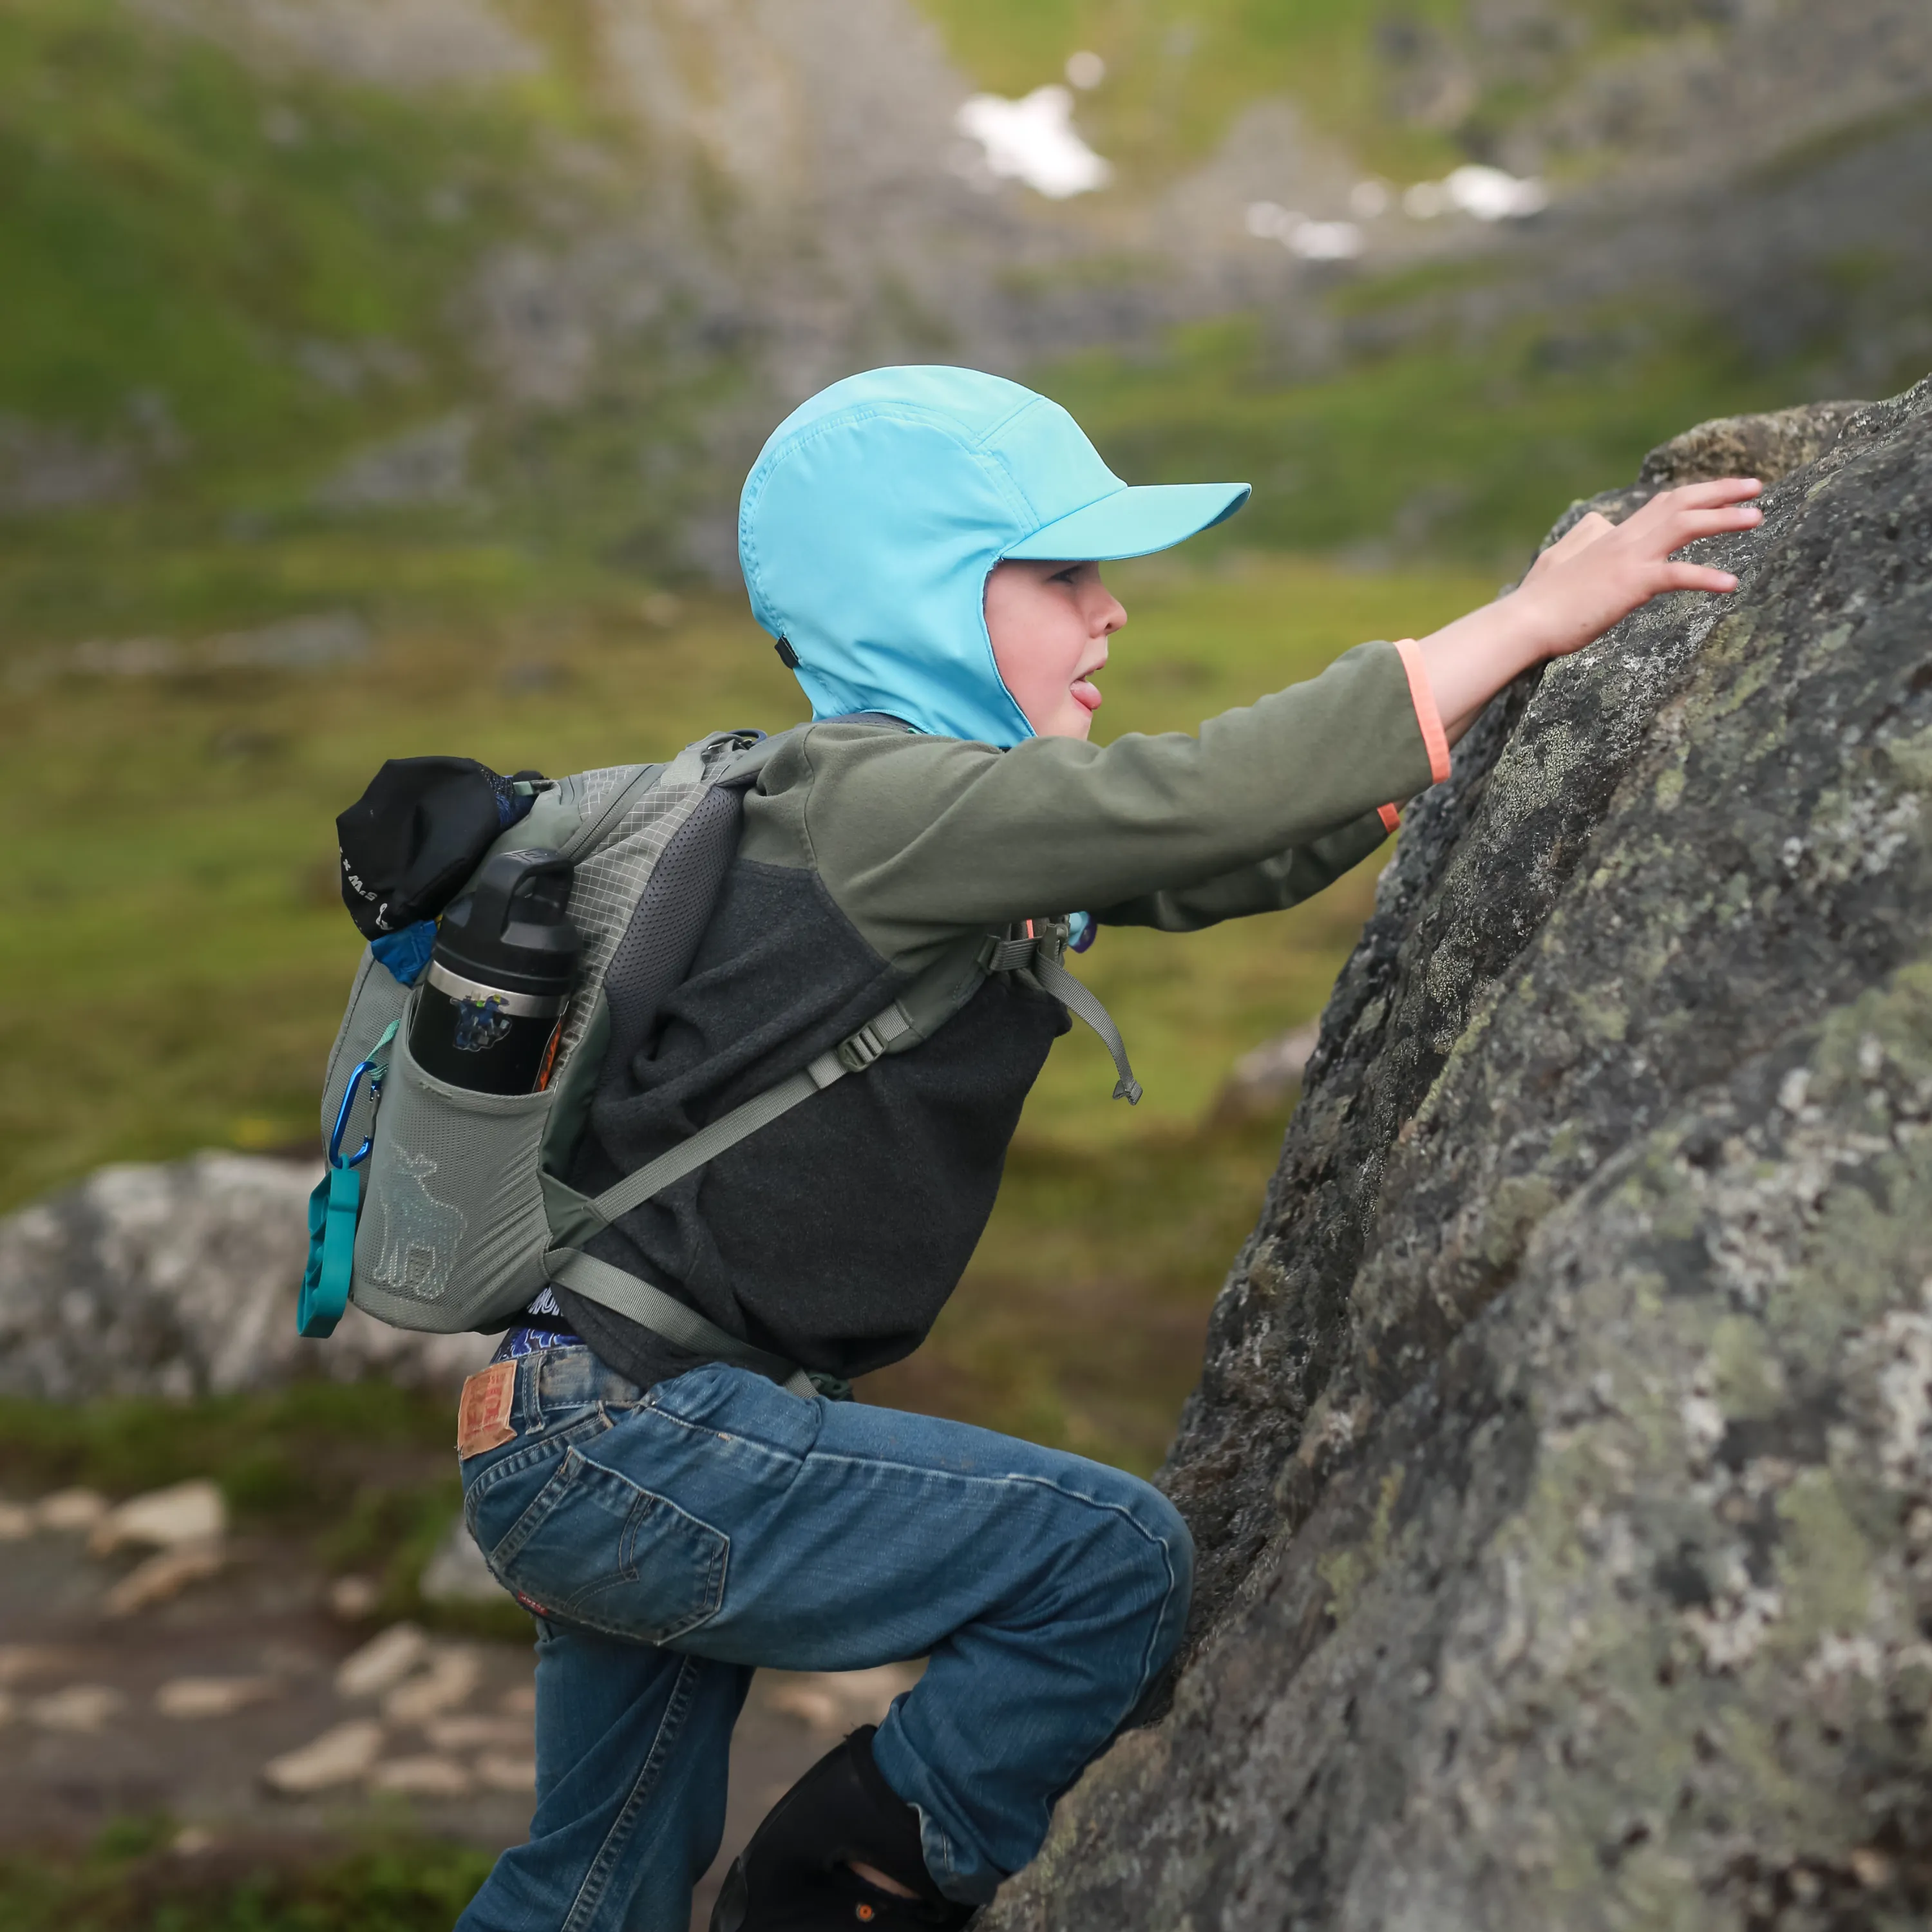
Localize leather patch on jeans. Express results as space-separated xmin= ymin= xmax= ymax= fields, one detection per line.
xmin=457 ymin=1361 xmax=518 ymax=1458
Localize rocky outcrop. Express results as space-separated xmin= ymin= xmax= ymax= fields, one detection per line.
xmin=0 ymin=1153 xmax=488 ymax=1400
xmin=992 ymin=376 xmax=1932 ymax=1928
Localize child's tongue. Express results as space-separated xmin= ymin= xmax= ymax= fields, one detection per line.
xmin=1072 ymin=677 xmax=1103 ymax=713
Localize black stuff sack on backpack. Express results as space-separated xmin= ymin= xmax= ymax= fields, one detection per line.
xmin=336 ymin=756 xmax=545 ymax=939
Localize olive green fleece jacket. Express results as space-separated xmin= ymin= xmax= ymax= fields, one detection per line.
xmin=558 ymin=636 xmax=1447 ymax=1389
xmin=745 ymin=638 xmax=1444 ymax=961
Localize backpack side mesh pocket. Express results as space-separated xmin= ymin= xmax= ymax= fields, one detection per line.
xmin=348 ymin=1000 xmax=555 ymax=1332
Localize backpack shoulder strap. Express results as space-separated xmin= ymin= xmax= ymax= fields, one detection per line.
xmin=710 ymin=712 xmax=911 ymax=791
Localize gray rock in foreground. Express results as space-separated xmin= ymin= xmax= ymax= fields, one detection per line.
xmin=0 ymin=1153 xmax=488 ymax=1401
xmin=993 ymin=377 xmax=1932 ymax=1928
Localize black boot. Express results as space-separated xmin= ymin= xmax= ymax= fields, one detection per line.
xmin=710 ymin=1725 xmax=977 ymax=1931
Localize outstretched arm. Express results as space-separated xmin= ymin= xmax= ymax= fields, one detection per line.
xmin=1094 ymin=810 xmax=1392 ymax=931
xmin=1415 ymin=477 xmax=1763 ymax=744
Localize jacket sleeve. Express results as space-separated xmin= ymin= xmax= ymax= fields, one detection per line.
xmin=785 ymin=638 xmax=1449 ymax=961
xmin=1092 ymin=808 xmax=1392 ymax=932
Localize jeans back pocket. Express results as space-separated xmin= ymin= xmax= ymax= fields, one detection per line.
xmin=480 ymin=1446 xmax=728 ymax=1645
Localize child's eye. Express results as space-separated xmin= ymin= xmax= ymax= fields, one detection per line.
xmin=1050 ymin=567 xmax=1080 ymax=585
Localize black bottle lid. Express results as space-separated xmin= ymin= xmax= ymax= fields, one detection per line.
xmin=430 ymin=849 xmax=582 ymax=999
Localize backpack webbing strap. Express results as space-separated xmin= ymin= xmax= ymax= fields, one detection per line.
xmin=581 ymin=1003 xmax=914 ymax=1227
xmin=540 ymin=938 xmax=990 ymax=1390
xmin=977 ymin=926 xmax=1143 ymax=1105
xmin=545 ymin=1247 xmax=817 ymax=1399
xmin=578 ymin=931 xmax=990 ymax=1231
xmin=1028 ymin=952 xmax=1142 ymax=1104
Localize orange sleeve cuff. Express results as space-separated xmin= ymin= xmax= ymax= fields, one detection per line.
xmin=1393 ymin=638 xmax=1452 ymax=786
xmin=1377 ymin=802 xmax=1401 ymax=834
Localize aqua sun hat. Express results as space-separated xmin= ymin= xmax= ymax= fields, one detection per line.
xmin=737 ymin=366 xmax=1249 ymax=746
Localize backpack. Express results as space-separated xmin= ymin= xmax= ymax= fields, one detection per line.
xmin=299 ymin=726 xmax=1140 ymax=1394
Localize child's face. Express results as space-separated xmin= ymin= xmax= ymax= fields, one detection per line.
xmin=983 ymin=558 xmax=1127 ymax=740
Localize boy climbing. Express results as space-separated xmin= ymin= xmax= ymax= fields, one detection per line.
xmin=448 ymin=366 xmax=1761 ymax=1931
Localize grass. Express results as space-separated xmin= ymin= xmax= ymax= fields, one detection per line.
xmin=0 ymin=1379 xmax=449 ymax=1506
xmin=1 ymin=0 xmax=524 ymax=472
xmin=0 ymin=1824 xmax=497 ymax=1932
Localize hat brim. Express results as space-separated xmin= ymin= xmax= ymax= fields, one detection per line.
xmin=1003 ymin=480 xmax=1251 ymax=562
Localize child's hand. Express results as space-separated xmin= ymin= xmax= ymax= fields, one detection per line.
xmin=1415 ymin=477 xmax=1764 ymax=744
xmin=1512 ymin=478 xmax=1763 ymax=661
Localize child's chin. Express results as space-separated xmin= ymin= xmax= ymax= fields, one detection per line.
xmin=1029 ymin=701 xmax=1095 ymax=741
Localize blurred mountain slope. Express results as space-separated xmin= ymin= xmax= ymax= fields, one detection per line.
xmin=0 ymin=0 xmax=1927 ymax=639
xmin=0 ymin=0 xmax=1157 ymax=627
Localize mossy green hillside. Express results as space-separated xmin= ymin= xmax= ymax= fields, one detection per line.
xmin=0 ymin=0 xmax=1869 ymax=1489
xmin=909 ymin=0 xmax=1728 ymax=189
xmin=0 ymin=0 xmax=757 ymax=636
xmin=3 ymin=0 xmax=529 ymax=478
xmin=914 ymin=0 xmax=1468 ymax=185
xmin=1 ymin=0 xmax=1895 ymax=656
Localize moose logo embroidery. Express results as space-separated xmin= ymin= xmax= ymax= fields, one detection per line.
xmin=369 ymin=1147 xmax=469 ymax=1299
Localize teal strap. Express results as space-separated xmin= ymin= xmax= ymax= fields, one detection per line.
xmin=546 ymin=1247 xmax=817 ymax=1397
xmin=301 ymin=1018 xmax=400 ymax=1339
xmin=298 ymin=1164 xmax=363 ymax=1338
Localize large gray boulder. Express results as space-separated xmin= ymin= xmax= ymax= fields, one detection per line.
xmin=994 ymin=375 xmax=1932 ymax=1929
xmin=0 ymin=1153 xmax=488 ymax=1399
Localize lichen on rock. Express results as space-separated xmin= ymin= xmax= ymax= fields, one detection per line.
xmin=991 ymin=375 xmax=1932 ymax=1930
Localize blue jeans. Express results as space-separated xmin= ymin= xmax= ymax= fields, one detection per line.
xmin=452 ymin=1346 xmax=1193 ymax=1932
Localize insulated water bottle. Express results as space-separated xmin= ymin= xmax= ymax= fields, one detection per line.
xmin=409 ymin=849 xmax=581 ymax=1094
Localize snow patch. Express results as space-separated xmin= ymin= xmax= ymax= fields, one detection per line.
xmin=1403 ymin=165 xmax=1548 ymax=222
xmin=954 ymin=86 xmax=1112 ymax=199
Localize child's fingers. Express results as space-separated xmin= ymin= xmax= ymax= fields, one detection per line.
xmin=1658 ymin=560 xmax=1741 ymax=594
xmin=1624 ymin=478 xmax=1762 ymax=539
xmin=1656 ymin=476 xmax=1763 ymax=509
xmin=1656 ymin=504 xmax=1764 ymax=547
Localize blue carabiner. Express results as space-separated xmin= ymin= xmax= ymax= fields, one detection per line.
xmin=328 ymin=1059 xmax=383 ymax=1169
xmin=328 ymin=1020 xmax=400 ymax=1170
